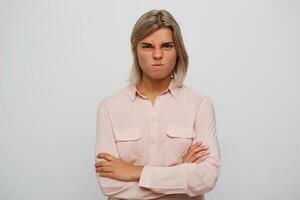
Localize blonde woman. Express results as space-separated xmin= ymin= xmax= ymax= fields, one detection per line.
xmin=95 ymin=9 xmax=221 ymax=200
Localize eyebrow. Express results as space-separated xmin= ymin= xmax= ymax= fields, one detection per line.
xmin=140 ymin=41 xmax=174 ymax=46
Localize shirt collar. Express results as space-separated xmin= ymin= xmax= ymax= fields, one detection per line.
xmin=126 ymin=79 xmax=180 ymax=102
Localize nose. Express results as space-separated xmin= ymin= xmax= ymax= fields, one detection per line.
xmin=152 ymin=48 xmax=163 ymax=60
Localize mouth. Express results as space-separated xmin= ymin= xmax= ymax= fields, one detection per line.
xmin=152 ymin=64 xmax=163 ymax=70
xmin=152 ymin=64 xmax=164 ymax=67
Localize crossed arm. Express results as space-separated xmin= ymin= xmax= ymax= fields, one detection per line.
xmin=95 ymin=96 xmax=221 ymax=199
xmin=95 ymin=141 xmax=209 ymax=181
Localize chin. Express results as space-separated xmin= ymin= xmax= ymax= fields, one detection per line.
xmin=150 ymin=75 xmax=170 ymax=80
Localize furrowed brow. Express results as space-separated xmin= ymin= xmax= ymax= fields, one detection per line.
xmin=140 ymin=42 xmax=153 ymax=46
xmin=162 ymin=41 xmax=174 ymax=45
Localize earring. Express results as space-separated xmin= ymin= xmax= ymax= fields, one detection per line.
xmin=170 ymin=71 xmax=174 ymax=79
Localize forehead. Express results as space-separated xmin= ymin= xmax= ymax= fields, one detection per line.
xmin=140 ymin=27 xmax=174 ymax=44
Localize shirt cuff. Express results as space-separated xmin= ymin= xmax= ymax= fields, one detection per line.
xmin=138 ymin=164 xmax=188 ymax=191
xmin=138 ymin=165 xmax=152 ymax=188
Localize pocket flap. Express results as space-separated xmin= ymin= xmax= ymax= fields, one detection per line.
xmin=166 ymin=125 xmax=194 ymax=138
xmin=114 ymin=128 xmax=142 ymax=141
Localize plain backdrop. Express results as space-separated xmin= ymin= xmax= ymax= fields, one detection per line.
xmin=1 ymin=0 xmax=300 ymax=199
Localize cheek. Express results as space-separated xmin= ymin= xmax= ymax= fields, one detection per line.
xmin=137 ymin=51 xmax=148 ymax=65
xmin=166 ymin=51 xmax=177 ymax=64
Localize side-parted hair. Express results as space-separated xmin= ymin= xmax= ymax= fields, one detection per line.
xmin=128 ymin=9 xmax=189 ymax=87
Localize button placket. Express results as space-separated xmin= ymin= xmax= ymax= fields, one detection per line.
xmin=148 ymin=96 xmax=161 ymax=165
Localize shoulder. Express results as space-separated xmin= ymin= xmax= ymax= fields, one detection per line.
xmin=181 ymin=85 xmax=216 ymax=118
xmin=181 ymin=84 xmax=213 ymax=105
xmin=96 ymin=85 xmax=130 ymax=111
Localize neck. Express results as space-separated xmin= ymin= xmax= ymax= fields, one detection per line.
xmin=137 ymin=74 xmax=172 ymax=97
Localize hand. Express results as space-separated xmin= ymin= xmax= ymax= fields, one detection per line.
xmin=95 ymin=153 xmax=144 ymax=182
xmin=182 ymin=142 xmax=210 ymax=164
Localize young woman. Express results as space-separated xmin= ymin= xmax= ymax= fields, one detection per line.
xmin=95 ymin=9 xmax=221 ymax=200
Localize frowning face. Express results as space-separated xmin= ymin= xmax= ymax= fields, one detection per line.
xmin=137 ymin=27 xmax=177 ymax=81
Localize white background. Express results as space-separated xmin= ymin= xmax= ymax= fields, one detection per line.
xmin=1 ymin=0 xmax=299 ymax=199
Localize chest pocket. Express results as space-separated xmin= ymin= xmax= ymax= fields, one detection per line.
xmin=114 ymin=127 xmax=142 ymax=163
xmin=165 ymin=125 xmax=195 ymax=166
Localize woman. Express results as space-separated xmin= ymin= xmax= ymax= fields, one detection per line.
xmin=95 ymin=9 xmax=221 ymax=200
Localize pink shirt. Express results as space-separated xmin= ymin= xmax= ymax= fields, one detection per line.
xmin=95 ymin=79 xmax=221 ymax=200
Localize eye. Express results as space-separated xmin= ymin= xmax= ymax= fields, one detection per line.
xmin=142 ymin=45 xmax=153 ymax=49
xmin=162 ymin=43 xmax=174 ymax=49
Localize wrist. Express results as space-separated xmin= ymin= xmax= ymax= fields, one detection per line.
xmin=133 ymin=165 xmax=144 ymax=181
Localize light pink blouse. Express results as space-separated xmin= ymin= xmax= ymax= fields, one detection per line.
xmin=95 ymin=79 xmax=221 ymax=200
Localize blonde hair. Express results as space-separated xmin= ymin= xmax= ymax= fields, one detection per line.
xmin=128 ymin=9 xmax=189 ymax=87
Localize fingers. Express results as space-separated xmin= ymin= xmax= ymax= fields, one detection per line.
xmin=95 ymin=160 xmax=111 ymax=168
xmin=184 ymin=142 xmax=202 ymax=161
xmin=191 ymin=143 xmax=209 ymax=154
xmin=95 ymin=153 xmax=120 ymax=175
xmin=99 ymin=171 xmax=114 ymax=178
xmin=194 ymin=155 xmax=209 ymax=163
xmin=97 ymin=153 xmax=116 ymax=161
xmin=95 ymin=160 xmax=113 ymax=174
xmin=187 ymin=142 xmax=203 ymax=153
xmin=95 ymin=166 xmax=113 ymax=173
xmin=190 ymin=149 xmax=210 ymax=163
xmin=184 ymin=142 xmax=209 ymax=162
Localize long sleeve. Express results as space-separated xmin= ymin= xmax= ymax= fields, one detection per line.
xmin=95 ymin=99 xmax=164 ymax=199
xmin=138 ymin=96 xmax=221 ymax=196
